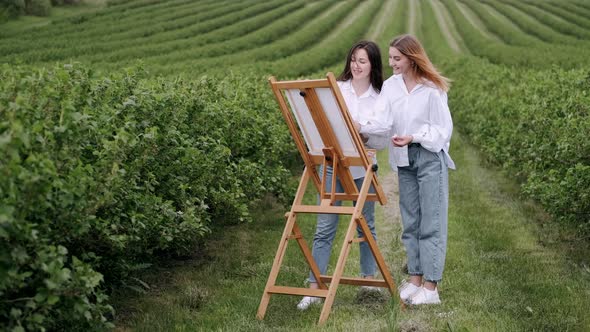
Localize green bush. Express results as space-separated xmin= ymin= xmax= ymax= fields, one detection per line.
xmin=50 ymin=0 xmax=78 ymax=5
xmin=24 ymin=0 xmax=50 ymax=16
xmin=440 ymin=0 xmax=590 ymax=69
xmin=0 ymin=64 xmax=295 ymax=330
xmin=446 ymin=57 xmax=590 ymax=233
xmin=0 ymin=0 xmax=25 ymax=18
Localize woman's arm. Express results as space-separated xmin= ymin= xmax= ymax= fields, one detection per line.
xmin=411 ymin=90 xmax=453 ymax=152
xmin=364 ymin=133 xmax=389 ymax=150
xmin=359 ymin=86 xmax=394 ymax=136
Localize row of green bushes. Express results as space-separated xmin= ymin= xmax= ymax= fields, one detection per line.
xmin=445 ymin=56 xmax=590 ymax=235
xmin=529 ymin=0 xmax=590 ymax=31
xmin=570 ymin=0 xmax=590 ymax=13
xmin=416 ymin=0 xmax=590 ymax=230
xmin=0 ymin=0 xmax=221 ymax=41
xmin=499 ymin=0 xmax=590 ymax=40
xmin=85 ymin=0 xmax=306 ymax=64
xmin=261 ymin=0 xmax=385 ymax=78
xmin=440 ymin=0 xmax=590 ymax=69
xmin=139 ymin=0 xmax=335 ymax=65
xmin=460 ymin=0 xmax=539 ymax=46
xmin=438 ymin=0 xmax=590 ymax=229
xmin=0 ymin=64 xmax=296 ymax=331
xmin=0 ymin=0 xmax=332 ymax=68
xmin=430 ymin=0 xmax=590 ymax=231
xmin=0 ymin=0 xmax=266 ymax=57
xmin=484 ymin=0 xmax=584 ymax=45
xmin=143 ymin=0 xmax=361 ymax=77
xmin=1 ymin=0 xmax=79 ymax=19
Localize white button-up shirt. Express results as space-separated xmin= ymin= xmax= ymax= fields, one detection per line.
xmin=360 ymin=74 xmax=455 ymax=170
xmin=337 ymin=80 xmax=388 ymax=179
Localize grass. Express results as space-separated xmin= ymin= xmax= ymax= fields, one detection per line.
xmin=112 ymin=132 xmax=590 ymax=331
xmin=111 ymin=156 xmax=400 ymax=331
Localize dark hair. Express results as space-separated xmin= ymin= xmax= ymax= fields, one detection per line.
xmin=337 ymin=40 xmax=383 ymax=92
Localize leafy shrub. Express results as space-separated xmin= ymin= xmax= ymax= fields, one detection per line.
xmin=50 ymin=0 xmax=79 ymax=5
xmin=24 ymin=0 xmax=50 ymax=16
xmin=0 ymin=0 xmax=25 ymax=18
xmin=440 ymin=0 xmax=590 ymax=69
xmin=446 ymin=57 xmax=590 ymax=233
xmin=0 ymin=64 xmax=295 ymax=330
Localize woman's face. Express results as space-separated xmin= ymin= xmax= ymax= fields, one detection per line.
xmin=350 ymin=48 xmax=372 ymax=81
xmin=389 ymin=46 xmax=412 ymax=75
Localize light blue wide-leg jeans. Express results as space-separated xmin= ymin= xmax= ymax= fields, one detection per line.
xmin=398 ymin=144 xmax=448 ymax=282
xmin=308 ymin=166 xmax=377 ymax=283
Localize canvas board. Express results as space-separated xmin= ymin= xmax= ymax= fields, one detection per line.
xmin=285 ymin=88 xmax=360 ymax=158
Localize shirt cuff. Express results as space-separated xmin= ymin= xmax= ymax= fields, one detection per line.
xmin=359 ymin=123 xmax=366 ymax=134
xmin=411 ymin=133 xmax=423 ymax=144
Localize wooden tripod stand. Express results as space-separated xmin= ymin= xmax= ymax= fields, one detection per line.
xmin=256 ymin=73 xmax=401 ymax=325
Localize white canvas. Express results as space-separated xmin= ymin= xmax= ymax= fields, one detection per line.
xmin=285 ymin=88 xmax=359 ymax=158
xmin=316 ymin=88 xmax=360 ymax=157
xmin=286 ymin=89 xmax=323 ymax=156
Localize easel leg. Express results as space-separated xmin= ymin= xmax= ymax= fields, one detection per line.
xmin=256 ymin=212 xmax=298 ymax=320
xmin=356 ymin=215 xmax=398 ymax=297
xmin=292 ymin=222 xmax=327 ymax=290
xmin=318 ymin=215 xmax=357 ymax=325
xmin=257 ymin=168 xmax=312 ymax=320
xmin=354 ymin=173 xmax=404 ymax=307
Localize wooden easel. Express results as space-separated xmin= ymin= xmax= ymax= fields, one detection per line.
xmin=256 ymin=73 xmax=402 ymax=325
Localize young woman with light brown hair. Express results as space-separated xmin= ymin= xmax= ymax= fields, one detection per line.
xmin=359 ymin=34 xmax=455 ymax=305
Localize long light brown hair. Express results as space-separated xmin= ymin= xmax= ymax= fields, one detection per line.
xmin=390 ymin=34 xmax=450 ymax=92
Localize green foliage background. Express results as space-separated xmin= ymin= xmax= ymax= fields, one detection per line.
xmin=0 ymin=64 xmax=295 ymax=330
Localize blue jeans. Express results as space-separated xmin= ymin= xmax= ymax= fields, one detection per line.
xmin=398 ymin=144 xmax=448 ymax=283
xmin=308 ymin=166 xmax=377 ymax=283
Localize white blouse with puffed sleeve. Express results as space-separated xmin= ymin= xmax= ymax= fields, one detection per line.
xmin=359 ymin=74 xmax=455 ymax=170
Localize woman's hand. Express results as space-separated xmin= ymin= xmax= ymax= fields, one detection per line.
xmin=353 ymin=120 xmax=361 ymax=132
xmin=353 ymin=121 xmax=370 ymax=143
xmin=392 ymin=134 xmax=413 ymax=147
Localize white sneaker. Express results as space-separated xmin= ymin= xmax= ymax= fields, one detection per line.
xmin=407 ymin=287 xmax=441 ymax=305
xmin=399 ymin=280 xmax=421 ymax=301
xmin=297 ymin=296 xmax=322 ymax=310
xmin=360 ymin=285 xmax=381 ymax=292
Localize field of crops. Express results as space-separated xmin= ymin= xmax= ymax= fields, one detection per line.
xmin=1 ymin=0 xmax=589 ymax=330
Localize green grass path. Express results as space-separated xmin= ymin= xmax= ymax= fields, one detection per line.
xmin=113 ymin=132 xmax=590 ymax=331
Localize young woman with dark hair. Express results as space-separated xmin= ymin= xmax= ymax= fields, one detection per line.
xmin=297 ymin=40 xmax=388 ymax=310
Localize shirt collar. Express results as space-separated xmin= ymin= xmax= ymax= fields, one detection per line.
xmin=342 ymin=79 xmax=378 ymax=99
xmin=393 ymin=74 xmax=424 ymax=93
